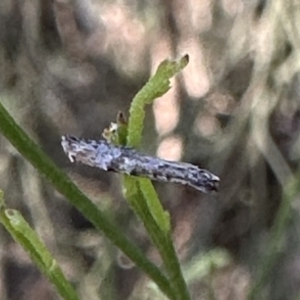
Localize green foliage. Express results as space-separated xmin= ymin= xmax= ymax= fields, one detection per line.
xmin=121 ymin=56 xmax=190 ymax=299
xmin=0 ymin=192 xmax=79 ymax=300
xmin=0 ymin=98 xmax=174 ymax=298
xmin=127 ymin=55 xmax=189 ymax=148
xmin=0 ymin=55 xmax=190 ymax=300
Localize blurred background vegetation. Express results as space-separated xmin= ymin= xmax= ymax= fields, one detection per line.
xmin=1 ymin=0 xmax=300 ymax=299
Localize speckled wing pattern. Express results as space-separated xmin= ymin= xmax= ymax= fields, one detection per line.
xmin=61 ymin=135 xmax=219 ymax=194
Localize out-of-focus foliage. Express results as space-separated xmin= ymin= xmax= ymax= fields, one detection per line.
xmin=0 ymin=0 xmax=300 ymax=299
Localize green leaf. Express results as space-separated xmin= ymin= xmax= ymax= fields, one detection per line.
xmin=121 ymin=55 xmax=191 ymax=300
xmin=0 ymin=194 xmax=79 ymax=300
xmin=138 ymin=178 xmax=170 ymax=233
xmin=123 ymin=55 xmax=189 ymax=238
xmin=127 ymin=55 xmax=189 ymax=148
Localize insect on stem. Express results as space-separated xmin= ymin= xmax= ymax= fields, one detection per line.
xmin=61 ymin=135 xmax=219 ymax=194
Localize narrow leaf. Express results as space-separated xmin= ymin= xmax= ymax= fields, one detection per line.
xmin=127 ymin=55 xmax=189 ymax=148
xmin=0 ymin=194 xmax=79 ymax=300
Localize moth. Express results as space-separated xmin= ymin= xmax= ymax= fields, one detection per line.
xmin=61 ymin=135 xmax=219 ymax=194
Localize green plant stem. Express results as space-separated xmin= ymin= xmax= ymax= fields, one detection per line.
xmin=0 ymin=101 xmax=175 ymax=300
xmin=123 ymin=178 xmax=190 ymax=300
xmin=123 ymin=55 xmax=190 ymax=300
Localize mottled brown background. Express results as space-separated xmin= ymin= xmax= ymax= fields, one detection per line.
xmin=0 ymin=0 xmax=300 ymax=299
